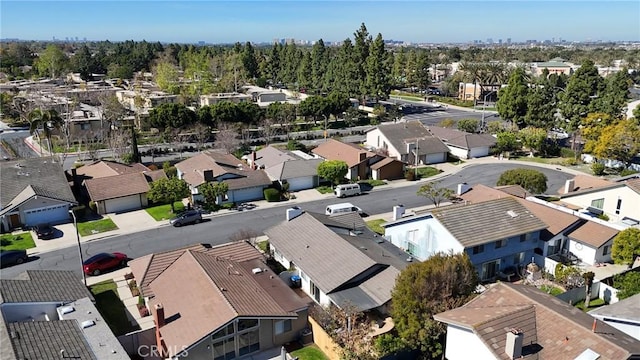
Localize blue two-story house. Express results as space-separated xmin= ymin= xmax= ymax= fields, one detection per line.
xmin=382 ymin=197 xmax=548 ymax=281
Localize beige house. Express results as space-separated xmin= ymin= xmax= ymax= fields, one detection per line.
xmin=531 ymin=57 xmax=576 ymax=77
xmin=200 ymin=92 xmax=252 ymax=107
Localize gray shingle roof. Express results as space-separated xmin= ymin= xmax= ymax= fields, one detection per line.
xmin=589 ymin=293 xmax=640 ymax=322
xmin=0 ymin=270 xmax=93 ymax=304
xmin=427 ymin=126 xmax=496 ymax=149
xmin=253 ymin=146 xmax=295 ymax=168
xmin=374 ymin=121 xmax=448 ymax=155
xmin=328 ymin=266 xmax=400 ymax=311
xmin=0 ymin=157 xmax=76 ymax=209
xmin=307 ymin=212 xmax=367 ymax=230
xmin=427 ymin=197 xmax=548 ymax=247
xmin=7 ymin=321 xmax=97 ymax=360
xmin=264 ymin=212 xmax=376 ymax=293
xmin=265 ymin=159 xmax=321 ymax=181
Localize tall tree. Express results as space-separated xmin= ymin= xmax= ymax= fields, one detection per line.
xmin=497 ymin=168 xmax=548 ymax=194
xmin=241 ymin=42 xmax=259 ymax=80
xmin=72 ymin=44 xmax=95 ymax=81
xmin=35 ymin=44 xmax=68 ymax=78
xmin=317 ymin=160 xmax=348 ymax=185
xmin=391 ymin=252 xmax=479 ymax=359
xmin=590 ymin=118 xmax=640 ymax=167
xmin=200 ymin=181 xmax=229 ymax=206
xmin=496 ymin=67 xmax=529 ymax=128
xmin=353 ymin=23 xmax=372 ymax=103
xmin=611 ymin=228 xmax=640 ymax=265
xmin=365 ymin=33 xmax=390 ymax=100
xmin=28 ymin=108 xmax=63 ymax=155
xmin=147 ymin=177 xmax=190 ymax=213
xmin=153 ymin=61 xmax=181 ymax=94
xmin=311 ymin=39 xmax=327 ymax=92
xmin=524 ymin=75 xmax=557 ymax=129
xmin=518 ymin=127 xmax=547 ymax=156
xmin=591 ymin=69 xmax=631 ymax=119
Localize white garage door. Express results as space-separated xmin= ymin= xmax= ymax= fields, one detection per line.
xmin=24 ymin=204 xmax=69 ymax=226
xmin=426 ymin=152 xmax=446 ymax=164
xmin=231 ymin=187 xmax=265 ymax=203
xmin=105 ymin=195 xmax=142 ymax=214
xmin=287 ymin=176 xmax=315 ymax=192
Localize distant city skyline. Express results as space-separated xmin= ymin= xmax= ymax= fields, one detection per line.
xmin=1 ymin=1 xmax=639 ymax=44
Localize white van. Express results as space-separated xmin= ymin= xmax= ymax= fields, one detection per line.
xmin=334 ymin=184 xmax=362 ymax=198
xmin=326 ymin=203 xmax=363 ymax=216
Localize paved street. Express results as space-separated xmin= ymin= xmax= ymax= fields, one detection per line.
xmin=0 ymin=160 xmax=576 ymax=279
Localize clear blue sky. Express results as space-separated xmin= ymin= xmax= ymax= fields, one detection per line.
xmin=1 ymin=1 xmax=638 ymax=44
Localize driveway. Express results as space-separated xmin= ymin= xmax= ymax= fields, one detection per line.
xmin=109 ymin=210 xmax=162 ymax=234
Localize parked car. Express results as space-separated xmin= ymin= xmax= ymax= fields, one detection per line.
xmin=0 ymin=250 xmax=28 ymax=267
xmin=33 ymin=223 xmax=55 ymax=239
xmin=83 ymin=252 xmax=128 ymax=276
xmin=170 ymin=210 xmax=202 ymax=227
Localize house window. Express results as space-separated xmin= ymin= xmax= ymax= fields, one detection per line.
xmin=481 ymin=260 xmax=500 ymax=281
xmin=275 ymin=319 xmax=292 ymax=335
xmin=495 ymin=239 xmax=507 ymax=249
xmin=591 ymin=198 xmax=604 ymax=209
xmin=513 ymin=252 xmax=525 ymax=265
xmin=310 ymin=281 xmax=320 ymax=302
xmin=472 ymin=245 xmax=484 ymax=254
xmin=407 ymin=242 xmax=418 ymax=256
xmin=238 ymin=329 xmax=260 ymax=356
xmin=237 ymin=319 xmax=258 ymax=332
xmin=603 ymin=245 xmax=611 ymax=256
xmin=520 ymin=234 xmax=526 ymax=242
xmin=616 ymin=199 xmax=622 ymax=215
xmin=212 ymin=323 xmax=235 ymax=340
xmin=80 ymin=123 xmax=90 ymax=130
xmin=213 ymin=337 xmax=236 ymax=360
xmin=300 ymin=270 xmax=307 ymax=282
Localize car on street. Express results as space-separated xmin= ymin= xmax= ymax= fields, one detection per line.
xmin=0 ymin=250 xmax=28 ymax=267
xmin=170 ymin=209 xmax=203 ymax=227
xmin=83 ymin=252 xmax=128 ymax=276
xmin=33 ymin=223 xmax=55 ymax=239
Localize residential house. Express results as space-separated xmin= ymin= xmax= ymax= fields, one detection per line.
xmin=175 ymin=151 xmax=272 ymax=204
xmin=246 ymin=146 xmax=323 ymax=191
xmin=457 ymin=82 xmax=482 ymax=102
xmin=0 ymin=270 xmax=128 ymax=360
xmin=530 ymin=57 xmax=576 ymax=77
xmin=312 ymin=139 xmax=405 ymax=181
xmin=128 ymin=242 xmax=310 ymax=359
xmin=243 ymin=86 xmax=287 ymax=107
xmin=589 ymin=293 xmax=640 ymax=341
xmin=558 ymin=175 xmax=640 ymax=226
xmin=72 ymin=160 xmax=166 ymax=214
xmin=265 ymin=207 xmax=412 ymax=315
xmin=199 ymin=92 xmax=251 ymax=107
xmin=427 ymin=126 xmax=496 ymax=159
xmin=382 ymin=197 xmax=547 ymax=281
xmin=458 ymin=184 xmax=620 ymax=268
xmin=0 ymin=157 xmax=77 ymax=232
xmin=434 ymin=282 xmax=640 ymax=360
xmin=365 ymin=121 xmax=449 ymax=165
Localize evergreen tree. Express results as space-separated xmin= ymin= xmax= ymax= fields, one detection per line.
xmin=496 ymin=67 xmax=529 ymax=128
xmin=559 ymin=60 xmax=605 ymax=134
xmin=365 ymin=33 xmax=390 ymax=100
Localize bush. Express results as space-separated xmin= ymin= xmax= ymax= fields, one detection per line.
xmin=263 ymin=188 xmax=281 ymax=202
xmin=562 ymin=158 xmax=580 ymax=166
xmin=88 ymin=201 xmax=97 ymax=212
xmin=591 ymin=162 xmax=605 ymax=176
xmin=405 ymin=170 xmax=416 ymax=181
xmin=560 ymin=147 xmax=576 ymax=158
xmin=121 ymin=153 xmax=134 ymax=164
xmin=620 ymin=168 xmax=639 ymax=176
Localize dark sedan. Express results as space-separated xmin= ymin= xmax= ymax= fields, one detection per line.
xmin=83 ymin=252 xmax=128 ymax=276
xmin=33 ymin=223 xmax=55 ymax=239
xmin=0 ymin=250 xmax=28 ymax=267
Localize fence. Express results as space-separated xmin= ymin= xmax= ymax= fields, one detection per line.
xmin=117 ymin=327 xmax=159 ymax=360
xmin=308 ymin=316 xmax=341 ymax=360
xmin=556 ymin=285 xmax=599 ymax=304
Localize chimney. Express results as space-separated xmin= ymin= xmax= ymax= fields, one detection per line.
xmin=203 ymin=170 xmax=214 ymax=182
xmin=286 ymin=206 xmax=303 ymax=221
xmin=251 ymin=152 xmax=257 ymax=170
xmin=505 ymin=329 xmax=524 ymax=360
xmin=564 ymin=179 xmax=575 ymax=194
xmin=359 ymin=152 xmax=367 ymax=162
xmin=393 ymin=204 xmax=405 ymax=221
xmin=154 ymin=303 xmax=165 ymax=328
xmin=457 ymin=183 xmax=471 ymax=196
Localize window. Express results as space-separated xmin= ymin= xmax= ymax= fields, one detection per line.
xmin=80 ymin=123 xmax=91 ymax=130
xmin=513 ymin=252 xmax=525 ymax=265
xmin=310 ymin=281 xmax=320 ymax=302
xmin=238 ymin=329 xmax=260 ymax=356
xmin=603 ymin=245 xmax=611 ymax=256
xmin=481 ymin=260 xmax=500 ymax=281
xmin=407 ymin=242 xmax=418 ymax=256
xmin=616 ymin=199 xmax=622 ymax=215
xmin=520 ymin=234 xmax=526 ymax=242
xmin=591 ymin=198 xmax=604 ymax=209
xmin=495 ymin=239 xmax=507 ymax=249
xmin=212 ymin=323 xmax=235 ymax=340
xmin=213 ymin=338 xmax=236 ymax=360
xmin=237 ymin=319 xmax=258 ymax=332
xmin=275 ymin=319 xmax=292 ymax=335
xmin=472 ymin=245 xmax=484 ymax=254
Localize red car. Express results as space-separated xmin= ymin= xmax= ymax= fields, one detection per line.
xmin=83 ymin=252 xmax=128 ymax=276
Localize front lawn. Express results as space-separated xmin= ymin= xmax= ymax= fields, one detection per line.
xmin=366 ymin=219 xmax=387 ymax=235
xmin=89 ymin=280 xmax=139 ymax=336
xmin=539 ymin=284 xmax=565 ymax=296
xmin=575 ymin=298 xmax=606 ymax=311
xmin=145 ymin=201 xmax=185 ymax=221
xmin=359 ymin=179 xmax=387 ymax=187
xmin=315 ymin=186 xmax=334 ymax=194
xmin=290 ymin=345 xmax=329 ymax=360
xmin=0 ymin=232 xmax=35 ymax=250
xmin=415 ymin=166 xmax=441 ymax=179
xmin=77 ymin=218 xmax=118 ymax=236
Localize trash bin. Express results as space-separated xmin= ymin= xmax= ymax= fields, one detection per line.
xmin=301 ymin=328 xmax=313 ymax=344
xmin=290 ymin=275 xmax=301 ymax=288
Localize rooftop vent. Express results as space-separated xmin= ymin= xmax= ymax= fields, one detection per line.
xmin=60 ymin=306 xmax=75 ymax=315
xmin=10 ymin=331 xmax=19 ymax=340
xmin=507 ymin=210 xmax=518 ymax=218
xmin=406 ymin=257 xmax=413 ymax=262
xmin=81 ymin=320 xmax=96 ymax=329
xmin=252 ymin=267 xmax=263 ymax=274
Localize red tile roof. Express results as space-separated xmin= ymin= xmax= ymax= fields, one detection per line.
xmin=311 ymin=139 xmax=376 ymax=168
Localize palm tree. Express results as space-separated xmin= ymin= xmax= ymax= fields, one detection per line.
xmin=29 ymin=109 xmax=63 ymax=156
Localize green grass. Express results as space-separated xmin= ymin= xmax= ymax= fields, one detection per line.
xmin=145 ymin=201 xmax=185 ymax=221
xmin=539 ymin=284 xmax=565 ymax=296
xmin=77 ymin=218 xmax=118 ymax=236
xmin=257 ymin=241 xmax=269 ymax=253
xmin=575 ymin=298 xmax=606 ymax=311
xmin=0 ymin=232 xmax=35 ymax=250
xmin=316 ymin=186 xmax=334 ymax=194
xmin=359 ymin=179 xmax=387 ymax=187
xmin=89 ymin=280 xmax=140 ymax=336
xmin=367 ymin=219 xmax=387 ymax=235
xmin=416 ymin=166 xmax=442 ymax=178
xmin=290 ymin=345 xmax=329 ymax=360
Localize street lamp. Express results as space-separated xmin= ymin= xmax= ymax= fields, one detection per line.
xmin=481 ymin=90 xmax=497 ymax=131
xmin=69 ymin=209 xmax=87 ymax=286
